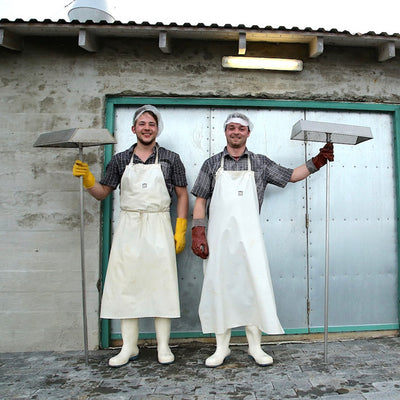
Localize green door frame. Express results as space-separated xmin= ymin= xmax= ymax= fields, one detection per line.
xmin=101 ymin=97 xmax=400 ymax=349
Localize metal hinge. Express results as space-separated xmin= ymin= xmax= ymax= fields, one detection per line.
xmin=305 ymin=213 xmax=309 ymax=229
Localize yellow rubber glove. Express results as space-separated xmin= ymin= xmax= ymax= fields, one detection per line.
xmin=174 ymin=218 xmax=187 ymax=254
xmin=72 ymin=160 xmax=96 ymax=189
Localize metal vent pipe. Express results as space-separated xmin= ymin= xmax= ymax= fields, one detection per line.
xmin=68 ymin=0 xmax=115 ymax=22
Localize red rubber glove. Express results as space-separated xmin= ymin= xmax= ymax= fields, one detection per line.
xmin=312 ymin=143 xmax=334 ymax=170
xmin=191 ymin=226 xmax=209 ymax=259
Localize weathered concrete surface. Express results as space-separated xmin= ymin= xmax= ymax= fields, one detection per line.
xmin=1 ymin=337 xmax=400 ymax=399
xmin=0 ymin=35 xmax=399 ymax=352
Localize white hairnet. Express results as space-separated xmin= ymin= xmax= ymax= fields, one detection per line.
xmin=223 ymin=112 xmax=254 ymax=132
xmin=133 ymin=105 xmax=164 ymax=136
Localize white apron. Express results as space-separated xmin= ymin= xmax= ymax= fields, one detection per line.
xmin=199 ymin=156 xmax=284 ymax=335
xmin=100 ymin=150 xmax=180 ymax=319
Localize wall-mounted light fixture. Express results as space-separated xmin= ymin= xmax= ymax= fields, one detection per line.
xmin=222 ymin=56 xmax=303 ymax=71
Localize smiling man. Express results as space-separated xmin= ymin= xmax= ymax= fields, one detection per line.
xmin=72 ymin=105 xmax=189 ymax=367
xmin=191 ymin=112 xmax=333 ymax=368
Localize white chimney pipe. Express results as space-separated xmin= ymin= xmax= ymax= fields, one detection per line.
xmin=68 ymin=0 xmax=115 ymax=22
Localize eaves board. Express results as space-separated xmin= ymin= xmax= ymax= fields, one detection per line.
xmin=1 ymin=20 xmax=399 ymax=48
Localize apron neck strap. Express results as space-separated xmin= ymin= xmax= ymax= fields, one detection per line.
xmin=155 ymin=146 xmax=159 ymax=164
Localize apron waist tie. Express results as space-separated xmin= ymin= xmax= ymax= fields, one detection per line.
xmin=120 ymin=208 xmax=170 ymax=214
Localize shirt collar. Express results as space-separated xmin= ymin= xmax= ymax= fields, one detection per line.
xmin=129 ymin=143 xmax=158 ymax=158
xmin=223 ymin=146 xmax=249 ymax=160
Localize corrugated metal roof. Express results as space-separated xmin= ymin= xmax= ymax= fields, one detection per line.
xmin=0 ymin=18 xmax=399 ymax=37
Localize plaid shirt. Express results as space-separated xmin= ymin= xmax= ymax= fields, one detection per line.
xmin=191 ymin=147 xmax=293 ymax=210
xmin=99 ymin=143 xmax=187 ymax=197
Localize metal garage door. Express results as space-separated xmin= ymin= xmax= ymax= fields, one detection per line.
xmin=107 ymin=104 xmax=398 ymax=338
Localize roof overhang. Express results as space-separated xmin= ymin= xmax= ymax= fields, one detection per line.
xmin=1 ymin=19 xmax=399 ymax=61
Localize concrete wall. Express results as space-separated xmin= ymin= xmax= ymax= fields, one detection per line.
xmin=0 ymin=35 xmax=399 ymax=352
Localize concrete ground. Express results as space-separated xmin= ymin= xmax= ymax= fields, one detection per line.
xmin=1 ymin=336 xmax=400 ymax=400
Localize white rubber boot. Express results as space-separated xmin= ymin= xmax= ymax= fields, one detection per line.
xmin=109 ymin=318 xmax=139 ymax=367
xmin=205 ymin=329 xmax=231 ymax=368
xmin=245 ymin=325 xmax=273 ymax=366
xmin=155 ymin=317 xmax=174 ymax=364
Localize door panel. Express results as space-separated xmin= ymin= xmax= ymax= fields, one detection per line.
xmin=209 ymin=107 xmax=310 ymax=330
xmin=307 ymin=111 xmax=397 ymax=329
xmin=111 ymin=106 xmax=211 ymax=335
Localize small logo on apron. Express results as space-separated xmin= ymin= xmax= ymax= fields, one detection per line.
xmin=238 ymin=191 xmax=243 ymax=196
xmin=142 ymin=183 xmax=148 ymax=189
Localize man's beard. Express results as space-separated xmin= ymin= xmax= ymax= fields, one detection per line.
xmin=137 ymin=135 xmax=156 ymax=146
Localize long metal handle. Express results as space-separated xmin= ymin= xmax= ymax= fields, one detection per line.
xmin=79 ymin=146 xmax=89 ymax=365
xmin=324 ymin=135 xmax=331 ymax=363
xmin=324 ymin=159 xmax=330 ymax=362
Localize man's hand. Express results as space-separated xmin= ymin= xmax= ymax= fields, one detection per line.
xmin=191 ymin=226 xmax=209 ymax=259
xmin=72 ymin=160 xmax=96 ymax=189
xmin=174 ymin=218 xmax=187 ymax=254
xmin=312 ymin=143 xmax=334 ymax=170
